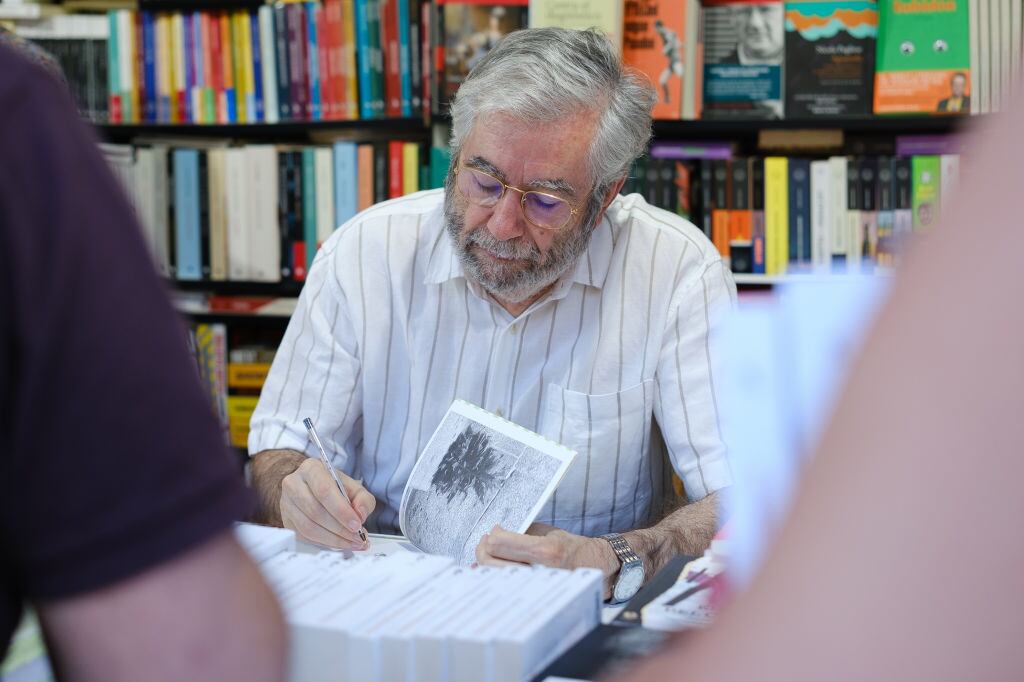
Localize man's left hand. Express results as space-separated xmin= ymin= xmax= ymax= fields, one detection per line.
xmin=475 ymin=523 xmax=620 ymax=600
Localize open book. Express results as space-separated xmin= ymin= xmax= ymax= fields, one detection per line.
xmin=398 ymin=400 xmax=576 ymax=565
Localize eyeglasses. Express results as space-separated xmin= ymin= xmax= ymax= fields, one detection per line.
xmin=454 ymin=164 xmax=581 ymax=231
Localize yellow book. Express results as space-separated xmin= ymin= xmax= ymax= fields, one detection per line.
xmin=227 ymin=363 xmax=272 ymax=388
xmin=233 ymin=11 xmax=249 ymax=123
xmin=239 ymin=10 xmax=256 ymax=122
xmin=342 ymin=0 xmax=358 ymax=119
xmin=764 ymin=157 xmax=789 ymax=276
xmin=226 ymin=395 xmax=260 ymax=419
xmin=156 ymin=13 xmax=172 ymax=122
xmin=220 ymin=10 xmax=235 ymax=122
xmin=402 ymin=143 xmax=419 ymax=196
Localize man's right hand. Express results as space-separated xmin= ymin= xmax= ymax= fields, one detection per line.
xmin=279 ymin=457 xmax=376 ymax=549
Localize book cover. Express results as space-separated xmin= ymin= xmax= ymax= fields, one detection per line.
xmin=784 ymin=0 xmax=878 ymax=117
xmin=702 ymin=0 xmax=785 ymax=119
xmin=528 ymin=0 xmax=624 ymax=52
xmin=873 ymin=0 xmax=971 ymax=114
xmin=911 ymin=154 xmax=940 ymax=231
xmin=441 ymin=1 xmax=528 ymax=106
xmin=621 ymin=0 xmax=690 ymax=119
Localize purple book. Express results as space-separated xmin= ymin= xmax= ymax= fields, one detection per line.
xmin=895 ymin=135 xmax=965 ymax=157
xmin=650 ymin=141 xmax=734 ymax=160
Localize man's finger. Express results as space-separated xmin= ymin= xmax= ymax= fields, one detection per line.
xmin=483 ymin=528 xmax=563 ymax=566
xmin=286 ymin=478 xmax=351 ymax=538
xmin=281 ymin=497 xmax=352 ymax=549
xmin=303 ymin=464 xmax=366 ymax=537
xmin=342 ymin=475 xmax=376 ymax=522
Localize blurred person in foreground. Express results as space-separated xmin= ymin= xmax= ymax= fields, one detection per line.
xmin=617 ymin=102 xmax=1024 ymax=679
xmin=0 ymin=44 xmax=287 ymax=680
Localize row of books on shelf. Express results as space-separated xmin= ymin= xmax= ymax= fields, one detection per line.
xmin=631 ymin=145 xmax=960 ymax=275
xmin=102 ymin=139 xmax=450 ymax=283
xmin=187 ymin=321 xmax=279 ymax=448
xmin=16 ymin=0 xmax=1021 ymax=125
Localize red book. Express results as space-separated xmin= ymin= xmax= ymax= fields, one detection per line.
xmin=209 ymin=13 xmax=224 ymax=122
xmin=316 ymin=4 xmax=333 ymax=120
xmin=380 ymin=0 xmax=401 ymax=117
xmin=292 ymin=242 xmax=307 ymax=281
xmin=421 ymin=1 xmax=430 ymax=118
xmin=388 ymin=140 xmax=404 ymax=198
xmin=207 ymin=296 xmax=275 ymax=313
xmin=326 ymin=0 xmax=345 ymax=120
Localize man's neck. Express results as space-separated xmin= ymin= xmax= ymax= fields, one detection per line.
xmin=491 ymin=284 xmax=554 ymax=318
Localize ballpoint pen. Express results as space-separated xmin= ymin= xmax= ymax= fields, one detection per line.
xmin=303 ymin=417 xmax=368 ymax=544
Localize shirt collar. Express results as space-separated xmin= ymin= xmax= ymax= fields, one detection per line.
xmin=423 ymin=194 xmax=615 ymax=292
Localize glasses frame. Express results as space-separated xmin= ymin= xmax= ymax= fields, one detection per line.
xmin=453 ymin=164 xmax=583 ymax=231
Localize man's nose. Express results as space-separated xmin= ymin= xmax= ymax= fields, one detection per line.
xmin=486 ymin=189 xmax=527 ymax=242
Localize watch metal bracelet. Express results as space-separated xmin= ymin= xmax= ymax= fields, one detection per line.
xmin=602 ymin=533 xmax=641 ymax=565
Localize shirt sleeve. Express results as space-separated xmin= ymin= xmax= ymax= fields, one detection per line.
xmin=653 ymin=258 xmax=737 ymax=500
xmin=248 ymin=234 xmax=363 ymax=470
xmin=0 ymin=55 xmax=252 ymax=600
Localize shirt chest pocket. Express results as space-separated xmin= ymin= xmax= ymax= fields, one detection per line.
xmin=540 ymin=380 xmax=655 ymax=524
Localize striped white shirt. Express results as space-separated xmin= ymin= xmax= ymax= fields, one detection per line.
xmin=250 ymin=189 xmax=736 ymax=536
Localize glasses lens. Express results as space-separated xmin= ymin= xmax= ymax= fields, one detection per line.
xmin=458 ymin=167 xmax=504 ymax=207
xmin=523 ymin=191 xmax=572 ymax=229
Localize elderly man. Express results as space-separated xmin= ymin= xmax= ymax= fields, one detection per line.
xmin=250 ymin=28 xmax=735 ymax=604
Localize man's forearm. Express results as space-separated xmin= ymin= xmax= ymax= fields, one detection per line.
xmin=623 ymin=491 xmax=721 ymax=580
xmin=250 ymin=449 xmax=307 ymax=526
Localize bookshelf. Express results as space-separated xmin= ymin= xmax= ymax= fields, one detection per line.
xmin=96 ymin=117 xmax=431 ymax=143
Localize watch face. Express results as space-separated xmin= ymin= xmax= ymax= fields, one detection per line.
xmin=614 ymin=563 xmax=645 ymax=602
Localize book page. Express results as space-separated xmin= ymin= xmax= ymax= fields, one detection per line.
xmin=398 ymin=400 xmax=576 ymax=564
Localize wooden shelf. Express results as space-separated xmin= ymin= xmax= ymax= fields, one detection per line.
xmin=650 ymin=115 xmax=975 ymax=137
xmin=98 ymin=117 xmax=431 ymax=143
xmin=169 ymin=279 xmax=305 ymax=298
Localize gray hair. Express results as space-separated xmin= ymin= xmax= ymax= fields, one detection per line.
xmin=448 ymin=27 xmax=656 ymax=194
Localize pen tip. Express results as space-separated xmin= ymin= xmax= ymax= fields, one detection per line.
xmin=359 ymin=529 xmax=367 ymax=543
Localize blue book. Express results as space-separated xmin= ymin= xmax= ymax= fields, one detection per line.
xmin=354 ymin=0 xmax=374 ymax=119
xmin=396 ymin=0 xmax=411 ymax=117
xmin=788 ymin=158 xmax=812 ymax=265
xmin=305 ymin=3 xmax=321 ymax=121
xmin=250 ymin=10 xmax=265 ymax=122
xmin=173 ymin=149 xmax=202 ymax=281
xmin=302 ymin=148 xmax=318 ymax=272
xmin=142 ymin=12 xmax=157 ymax=122
xmin=191 ymin=12 xmax=204 ymax=122
xmin=273 ymin=3 xmax=290 ymax=120
xmin=183 ymin=13 xmax=194 ymax=122
xmin=333 ymin=141 xmax=359 ymax=226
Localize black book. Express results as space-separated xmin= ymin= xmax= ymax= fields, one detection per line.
xmin=198 ymin=150 xmax=210 ymax=279
xmin=373 ymin=142 xmax=389 ymax=205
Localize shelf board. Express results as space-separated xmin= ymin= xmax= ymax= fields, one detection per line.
xmin=652 ymin=115 xmax=975 ymax=137
xmin=98 ymin=117 xmax=431 ymax=142
xmin=170 ymin=279 xmax=305 ymax=298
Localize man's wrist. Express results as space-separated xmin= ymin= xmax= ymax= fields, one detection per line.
xmin=595 ymin=535 xmax=622 ymax=579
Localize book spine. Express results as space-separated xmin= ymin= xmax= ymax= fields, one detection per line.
xmin=208 ymin=149 xmax=228 ymax=281
xmin=373 ymin=141 xmax=388 ymax=204
xmin=858 ymin=158 xmax=878 ymax=268
xmin=142 ymin=11 xmax=157 ymax=122
xmin=710 ymin=159 xmax=730 ymax=261
xmin=846 ymin=157 xmax=861 ymax=268
xmin=305 ymin=2 xmax=321 ymax=121
xmin=198 ymin=150 xmax=211 ymax=279
xmin=173 ymin=148 xmax=202 ymax=281
xmin=750 ymin=157 xmax=765 ymax=274
xmin=119 ymin=10 xmax=136 ymax=122
xmin=357 ymin=143 xmax=375 ymax=211
xmin=342 ymin=0 xmax=360 ymax=119
xmin=892 ymin=156 xmax=913 ymax=250
xmin=408 ymin=0 xmax=421 ymax=113
xmin=402 ymin=141 xmax=419 ymax=195
xmin=315 ymin=147 xmax=335 ymax=247
xmin=911 ymin=155 xmax=941 ymax=231
xmin=388 ymin=140 xmax=403 ymax=199
xmin=226 ymin=149 xmax=249 ymax=280
xmin=829 ymin=156 xmax=848 ymax=263
xmin=333 ymin=141 xmax=359 ymax=225
xmin=273 ymin=3 xmax=291 ymax=120
xmin=397 ymin=0 xmax=412 ymax=117
xmin=728 ymin=158 xmax=752 ymax=274
xmin=209 ymin=13 xmax=224 ymax=122
xmin=809 ymin=159 xmax=832 ymax=272
xmin=764 ymin=157 xmax=788 ymax=276
xmin=317 ymin=2 xmax=334 ymax=120
xmin=259 ymin=7 xmax=279 ymax=123
xmin=108 ymin=12 xmax=122 ymax=123
xmin=788 ymin=158 xmax=811 ymax=265
xmin=203 ymin=13 xmax=218 ymax=123
xmin=183 ymin=12 xmax=195 ymax=122
xmin=250 ymin=10 xmax=265 ymax=122
xmin=698 ymin=158 xmax=713 ymax=240
xmin=220 ymin=10 xmax=236 ymax=122
xmin=302 ymin=148 xmax=318 ymax=275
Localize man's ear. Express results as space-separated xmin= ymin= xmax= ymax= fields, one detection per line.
xmin=595 ymin=176 xmax=627 ymax=224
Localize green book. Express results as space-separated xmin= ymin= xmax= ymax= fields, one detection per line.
xmin=911 ymin=155 xmax=940 ymax=231
xmin=874 ymin=0 xmax=971 ymax=114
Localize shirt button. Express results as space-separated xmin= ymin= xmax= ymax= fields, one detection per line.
xmin=510 ymin=323 xmax=518 ymax=334
xmin=494 ymin=407 xmax=504 ymax=418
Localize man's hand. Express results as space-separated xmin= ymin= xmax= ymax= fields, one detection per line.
xmin=475 ymin=523 xmax=621 ymax=600
xmin=279 ymin=457 xmax=376 ymax=549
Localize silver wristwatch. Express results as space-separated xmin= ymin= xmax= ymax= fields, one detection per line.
xmin=600 ymin=533 xmax=645 ymax=604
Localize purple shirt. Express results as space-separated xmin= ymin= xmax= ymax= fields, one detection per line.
xmin=0 ymin=47 xmax=252 ymax=654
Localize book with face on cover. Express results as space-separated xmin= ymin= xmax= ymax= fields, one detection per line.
xmin=399 ymin=400 xmax=576 ymax=565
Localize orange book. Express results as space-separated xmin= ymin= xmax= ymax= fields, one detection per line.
xmin=621 ymin=0 xmax=690 ymax=119
xmin=728 ymin=158 xmax=753 ymax=242
xmin=357 ymin=143 xmax=375 ymax=211
xmin=220 ymin=10 xmax=235 ymax=122
xmin=710 ymin=159 xmax=731 ymax=258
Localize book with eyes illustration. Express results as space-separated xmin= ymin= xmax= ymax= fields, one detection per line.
xmin=398 ymin=399 xmax=577 ymax=565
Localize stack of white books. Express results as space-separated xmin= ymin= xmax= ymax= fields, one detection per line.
xmin=236 ymin=524 xmax=602 ymax=682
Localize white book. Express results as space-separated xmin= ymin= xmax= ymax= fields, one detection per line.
xmin=314 ymin=147 xmax=335 ymax=246
xmin=117 ymin=10 xmax=134 ymax=121
xmin=810 ymin=160 xmax=833 ymax=272
xmin=399 ymin=400 xmax=576 ymax=565
xmin=259 ymin=5 xmax=280 ymax=124
xmin=682 ymin=0 xmax=701 ymax=118
xmin=235 ymin=523 xmax=296 ymax=563
xmin=828 ymin=157 xmax=848 ymax=259
xmin=1001 ymin=0 xmax=1012 ymax=104
xmin=149 ymin=145 xmax=171 ymax=276
xmin=207 ymin=148 xmax=228 ymax=280
xmin=225 ymin=148 xmax=250 ymax=281
xmin=132 ymin=147 xmax=158 ymax=270
xmin=940 ymin=154 xmax=960 ymax=214
xmin=245 ymin=145 xmax=282 ymax=282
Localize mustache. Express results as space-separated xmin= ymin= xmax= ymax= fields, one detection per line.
xmin=465 ymin=228 xmax=541 ymax=261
